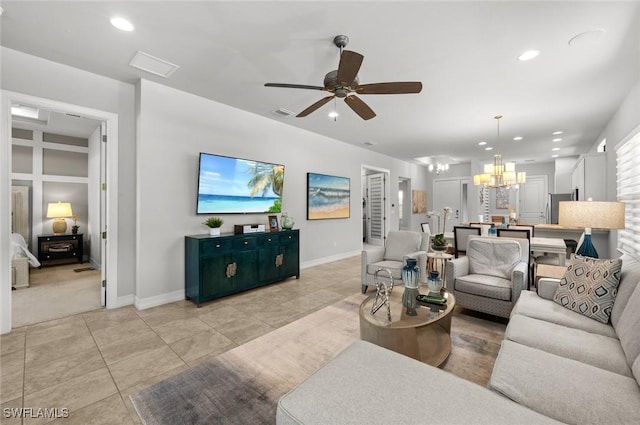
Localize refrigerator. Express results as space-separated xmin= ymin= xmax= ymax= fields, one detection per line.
xmin=547 ymin=190 xmax=578 ymax=224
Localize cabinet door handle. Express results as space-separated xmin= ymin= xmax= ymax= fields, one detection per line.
xmin=226 ymin=262 xmax=237 ymax=278
xmin=216 ymin=244 xmax=221 ymax=248
xmin=244 ymin=241 xmax=248 ymax=245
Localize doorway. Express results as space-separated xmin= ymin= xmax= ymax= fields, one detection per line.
xmin=362 ymin=165 xmax=390 ymax=246
xmin=398 ymin=177 xmax=411 ymax=230
xmin=1 ymin=91 xmax=119 ymax=333
xmin=519 ymin=175 xmax=548 ymax=224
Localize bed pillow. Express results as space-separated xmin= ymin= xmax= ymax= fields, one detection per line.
xmin=553 ymin=256 xmax=623 ymax=323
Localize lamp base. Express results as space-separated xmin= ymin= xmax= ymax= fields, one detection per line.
xmin=576 ymin=233 xmax=598 ymax=258
xmin=52 ymin=218 xmax=68 ymax=235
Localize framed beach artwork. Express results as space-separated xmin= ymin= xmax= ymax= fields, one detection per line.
xmin=307 ymin=173 xmax=351 ymax=220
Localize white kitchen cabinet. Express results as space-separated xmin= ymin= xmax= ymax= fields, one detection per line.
xmin=571 ymin=153 xmax=606 ymax=201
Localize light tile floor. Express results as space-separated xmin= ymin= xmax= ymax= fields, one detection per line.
xmin=1 ymin=256 xmax=362 ymax=424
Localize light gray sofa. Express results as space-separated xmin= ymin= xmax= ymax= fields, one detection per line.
xmin=276 ymin=253 xmax=640 ymax=425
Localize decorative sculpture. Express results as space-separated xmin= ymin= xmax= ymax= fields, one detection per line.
xmin=371 ymin=268 xmax=394 ymax=323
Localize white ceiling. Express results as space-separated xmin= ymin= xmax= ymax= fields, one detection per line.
xmin=2 ymin=1 xmax=639 ymax=166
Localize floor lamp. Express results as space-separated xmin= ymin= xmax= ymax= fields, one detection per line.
xmin=558 ymin=201 xmax=625 ymax=258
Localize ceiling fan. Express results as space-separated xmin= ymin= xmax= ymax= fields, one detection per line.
xmin=264 ymin=35 xmax=422 ymax=120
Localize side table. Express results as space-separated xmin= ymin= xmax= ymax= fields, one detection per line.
xmin=427 ymin=251 xmax=453 ymax=279
xmin=37 ymin=233 xmax=84 ymax=266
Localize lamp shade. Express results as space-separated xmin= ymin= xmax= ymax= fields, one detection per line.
xmin=47 ymin=202 xmax=73 ymax=218
xmin=558 ymin=201 xmax=625 ymax=230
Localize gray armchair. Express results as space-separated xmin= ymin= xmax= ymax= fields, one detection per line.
xmin=445 ymin=236 xmax=529 ymax=318
xmin=361 ymin=230 xmax=429 ymax=294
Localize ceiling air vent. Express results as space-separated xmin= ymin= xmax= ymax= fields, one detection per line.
xmin=129 ymin=51 xmax=180 ymax=78
xmin=272 ymin=108 xmax=294 ymax=118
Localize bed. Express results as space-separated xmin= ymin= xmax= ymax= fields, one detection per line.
xmin=11 ymin=186 xmax=39 ymax=288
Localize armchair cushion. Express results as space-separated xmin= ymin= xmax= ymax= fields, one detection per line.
xmin=366 ymin=261 xmax=404 ymax=280
xmin=456 ymin=275 xmax=513 ymax=301
xmin=468 ymin=238 xmax=521 ymax=279
xmin=553 ymin=257 xmax=623 ymax=323
xmin=384 ymin=231 xmax=422 ymax=261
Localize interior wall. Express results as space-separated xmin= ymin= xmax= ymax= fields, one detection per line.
xmin=594 ymin=76 xmax=640 ymax=256
xmin=1 ymin=47 xmax=136 ymax=299
xmin=135 ymin=79 xmax=426 ymax=304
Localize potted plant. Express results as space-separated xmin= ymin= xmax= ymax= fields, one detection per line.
xmin=427 ymin=207 xmax=452 ymax=251
xmin=71 ymin=215 xmax=80 ymax=234
xmin=204 ymin=216 xmax=224 ymax=236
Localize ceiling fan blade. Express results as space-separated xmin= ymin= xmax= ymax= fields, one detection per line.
xmin=344 ymin=95 xmax=376 ymax=120
xmin=356 ymin=82 xmax=423 ymax=94
xmin=265 ymin=83 xmax=325 ymax=91
xmin=337 ymin=50 xmax=364 ymax=87
xmin=297 ymin=95 xmax=335 ymax=117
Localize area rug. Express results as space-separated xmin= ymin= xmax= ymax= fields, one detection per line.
xmin=130 ymin=293 xmax=367 ymax=425
xmin=130 ymin=292 xmax=507 ymax=424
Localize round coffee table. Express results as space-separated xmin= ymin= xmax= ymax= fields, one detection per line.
xmin=359 ymin=288 xmax=456 ymax=367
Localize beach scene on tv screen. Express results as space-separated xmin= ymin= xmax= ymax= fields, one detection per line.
xmin=197 ymin=154 xmax=283 ymax=213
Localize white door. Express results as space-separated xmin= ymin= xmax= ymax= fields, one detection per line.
xmin=366 ymin=173 xmax=386 ymax=246
xmin=433 ymin=178 xmax=462 ymax=233
xmin=398 ymin=178 xmax=410 ymax=230
xmin=519 ymin=175 xmax=547 ymax=224
xmin=100 ymin=122 xmax=107 ymax=307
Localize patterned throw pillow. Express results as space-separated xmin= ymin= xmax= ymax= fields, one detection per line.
xmin=553 ymin=257 xmax=623 ymax=323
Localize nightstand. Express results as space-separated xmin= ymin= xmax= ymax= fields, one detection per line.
xmin=37 ymin=234 xmax=83 ymax=266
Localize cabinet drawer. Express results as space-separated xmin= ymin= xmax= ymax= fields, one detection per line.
xmin=234 ymin=237 xmax=257 ymax=249
xmin=280 ymin=233 xmax=298 ymax=245
xmin=259 ymin=234 xmax=280 ymax=246
xmin=201 ymin=239 xmax=232 ymax=255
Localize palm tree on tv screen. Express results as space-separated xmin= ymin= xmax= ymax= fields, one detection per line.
xmin=247 ymin=164 xmax=284 ymax=197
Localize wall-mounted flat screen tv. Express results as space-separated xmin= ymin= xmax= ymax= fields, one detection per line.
xmin=197 ymin=152 xmax=284 ymax=214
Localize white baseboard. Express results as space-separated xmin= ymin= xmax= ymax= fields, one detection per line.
xmin=113 ymin=294 xmax=134 ymax=309
xmin=134 ymin=289 xmax=186 ymax=310
xmin=301 ymin=250 xmax=360 ymax=269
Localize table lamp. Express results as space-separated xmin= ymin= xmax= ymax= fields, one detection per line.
xmin=558 ymin=200 xmax=625 ymax=258
xmin=47 ymin=202 xmax=73 ymax=234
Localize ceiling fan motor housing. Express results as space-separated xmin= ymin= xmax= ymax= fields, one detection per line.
xmin=324 ymin=70 xmax=359 ymax=96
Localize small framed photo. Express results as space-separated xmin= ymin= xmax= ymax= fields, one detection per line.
xmin=268 ymin=215 xmax=279 ymax=232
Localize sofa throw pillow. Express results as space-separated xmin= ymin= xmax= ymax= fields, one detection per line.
xmin=553 ymin=257 xmax=623 ymax=323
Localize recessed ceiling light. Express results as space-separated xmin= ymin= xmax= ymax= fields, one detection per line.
xmin=478 ymin=141 xmax=487 ymax=146
xmin=11 ymin=104 xmax=39 ymax=119
xmin=552 ymin=138 xmax=562 ymax=142
xmin=110 ymin=17 xmax=134 ymax=32
xmin=552 ymin=147 xmax=560 ymax=151
xmin=518 ymin=49 xmax=540 ymax=61
xmin=551 ymin=154 xmax=559 ymax=158
xmin=513 ymin=136 xmax=523 ymax=141
xmin=553 ymin=131 xmax=563 ymax=135
xmin=485 ymin=147 xmax=493 ymax=151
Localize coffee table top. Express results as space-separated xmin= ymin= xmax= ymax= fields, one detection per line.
xmin=360 ymin=288 xmax=455 ymax=330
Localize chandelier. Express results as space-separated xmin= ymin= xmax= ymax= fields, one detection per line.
xmin=473 ymin=115 xmax=526 ymax=188
xmin=428 ymin=163 xmax=450 ymax=175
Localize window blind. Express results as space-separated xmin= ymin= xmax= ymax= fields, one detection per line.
xmin=616 ymin=131 xmax=640 ymax=258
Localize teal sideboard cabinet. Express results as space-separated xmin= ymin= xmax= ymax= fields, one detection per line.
xmin=185 ymin=230 xmax=300 ymax=306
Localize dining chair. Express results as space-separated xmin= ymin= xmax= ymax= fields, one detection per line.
xmin=453 ymin=226 xmax=481 ymax=258
xmin=497 ymin=228 xmax=531 ymax=240
xmin=469 ymin=222 xmax=493 ymax=236
xmin=507 ymin=224 xmax=535 ymax=237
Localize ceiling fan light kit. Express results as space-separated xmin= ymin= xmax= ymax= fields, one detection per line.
xmin=265 ymin=35 xmax=422 ymax=120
